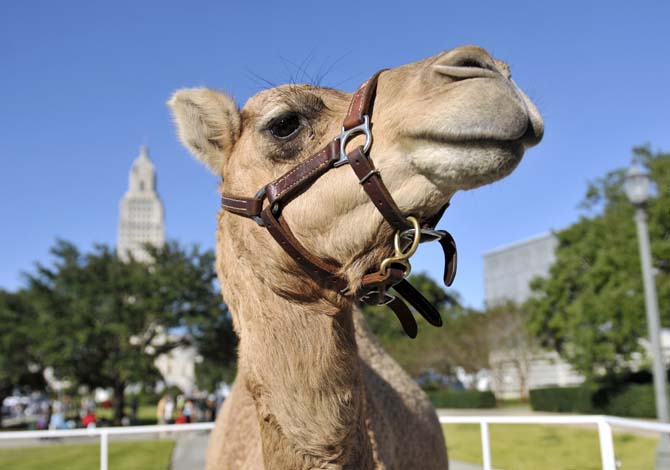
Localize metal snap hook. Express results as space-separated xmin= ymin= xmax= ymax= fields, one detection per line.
xmin=379 ymin=216 xmax=421 ymax=276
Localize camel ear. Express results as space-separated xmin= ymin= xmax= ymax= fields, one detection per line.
xmin=168 ymin=88 xmax=241 ymax=175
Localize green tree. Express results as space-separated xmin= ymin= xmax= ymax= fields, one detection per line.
xmin=25 ymin=240 xmax=235 ymax=424
xmin=0 ymin=290 xmax=46 ymax=427
xmin=147 ymin=243 xmax=238 ymax=391
xmin=527 ymin=146 xmax=670 ymax=379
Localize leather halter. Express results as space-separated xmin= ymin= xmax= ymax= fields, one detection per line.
xmin=220 ymin=71 xmax=457 ymax=338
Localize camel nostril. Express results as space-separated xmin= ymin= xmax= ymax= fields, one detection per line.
xmin=432 ymin=47 xmax=499 ymax=80
xmin=452 ymin=58 xmax=487 ymax=69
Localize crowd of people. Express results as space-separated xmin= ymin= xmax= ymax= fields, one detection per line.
xmin=2 ymin=387 xmax=229 ymax=430
xmin=155 ymin=393 xmax=219 ymax=424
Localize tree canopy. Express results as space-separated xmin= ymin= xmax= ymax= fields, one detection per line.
xmin=20 ymin=239 xmax=236 ymax=423
xmin=0 ymin=289 xmax=46 ymax=426
xmin=527 ymin=146 xmax=670 ymax=379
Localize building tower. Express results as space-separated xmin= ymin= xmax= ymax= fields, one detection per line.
xmin=117 ymin=146 xmax=165 ymax=262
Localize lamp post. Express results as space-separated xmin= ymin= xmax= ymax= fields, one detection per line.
xmin=624 ymin=162 xmax=670 ymax=469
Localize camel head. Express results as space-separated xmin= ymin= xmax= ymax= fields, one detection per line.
xmin=169 ymin=45 xmax=543 ymax=303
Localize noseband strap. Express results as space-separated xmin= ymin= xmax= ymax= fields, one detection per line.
xmin=220 ymin=70 xmax=458 ymax=337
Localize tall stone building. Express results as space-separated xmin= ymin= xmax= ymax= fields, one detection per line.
xmin=116 ymin=148 xmax=198 ymax=392
xmin=117 ymin=146 xmax=165 ymax=262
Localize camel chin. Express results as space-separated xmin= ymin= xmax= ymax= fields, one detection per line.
xmin=406 ymin=139 xmax=525 ymax=192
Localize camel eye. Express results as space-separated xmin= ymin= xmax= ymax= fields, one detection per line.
xmin=268 ymin=113 xmax=302 ymax=140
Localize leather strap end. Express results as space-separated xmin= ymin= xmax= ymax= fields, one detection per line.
xmin=393 ymin=279 xmax=443 ymax=327
xmin=387 ymin=297 xmax=418 ymax=338
xmin=437 ymin=230 xmax=457 ymax=287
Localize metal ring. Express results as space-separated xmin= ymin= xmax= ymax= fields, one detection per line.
xmin=378 ymin=258 xmax=411 ymax=277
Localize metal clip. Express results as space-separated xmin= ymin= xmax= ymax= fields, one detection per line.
xmin=334 ymin=115 xmax=372 ymax=167
xmin=361 ymin=290 xmax=396 ymax=306
xmin=401 ymin=228 xmax=444 ymax=244
xmin=379 ymin=216 xmax=421 ymax=276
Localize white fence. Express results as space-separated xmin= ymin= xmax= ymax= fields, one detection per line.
xmin=1 ymin=415 xmax=669 ymax=470
xmin=439 ymin=415 xmax=670 ymax=470
xmin=0 ymin=421 xmax=215 ymax=470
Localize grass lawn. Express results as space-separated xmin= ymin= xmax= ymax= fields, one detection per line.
xmin=444 ymin=424 xmax=657 ymax=470
xmin=0 ymin=439 xmax=174 ymax=470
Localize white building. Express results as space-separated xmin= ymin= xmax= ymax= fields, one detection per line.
xmin=152 ymin=333 xmax=200 ymax=395
xmin=484 ymin=233 xmax=558 ymax=305
xmin=117 ymin=146 xmax=165 ymax=262
xmin=483 ymin=233 xmax=584 ymax=399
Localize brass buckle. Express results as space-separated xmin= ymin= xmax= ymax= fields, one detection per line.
xmin=379 ymin=216 xmax=421 ymax=276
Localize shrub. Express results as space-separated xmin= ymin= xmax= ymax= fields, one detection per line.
xmin=529 ymin=386 xmax=593 ymax=413
xmin=602 ymin=384 xmax=657 ymax=418
xmin=530 ymin=383 xmax=663 ymax=418
xmin=426 ymin=389 xmax=497 ymax=408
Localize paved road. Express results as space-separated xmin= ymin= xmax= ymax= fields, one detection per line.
xmin=171 ymin=431 xmax=209 ymax=470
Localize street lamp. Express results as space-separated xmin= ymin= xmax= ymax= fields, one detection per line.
xmin=624 ymin=162 xmax=670 ymax=469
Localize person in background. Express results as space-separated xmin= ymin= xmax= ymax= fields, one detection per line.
xmin=176 ymin=394 xmax=185 ymax=411
xmin=49 ymin=400 xmax=65 ymax=430
xmin=163 ymin=395 xmax=175 ymax=424
xmin=156 ymin=395 xmax=167 ymax=425
xmin=175 ymin=410 xmax=187 ymax=424
xmin=82 ymin=409 xmax=97 ymax=428
xmin=130 ymin=395 xmax=139 ymax=424
xmin=183 ymin=399 xmax=194 ymax=423
xmin=206 ymin=394 xmax=217 ymax=422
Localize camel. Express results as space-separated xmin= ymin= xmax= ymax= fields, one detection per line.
xmin=168 ymin=45 xmax=543 ymax=470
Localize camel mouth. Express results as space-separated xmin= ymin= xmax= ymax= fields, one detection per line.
xmin=400 ymin=137 xmax=526 ymax=194
xmin=406 ymin=131 xmax=529 ymax=147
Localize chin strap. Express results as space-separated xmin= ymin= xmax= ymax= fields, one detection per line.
xmin=219 ymin=70 xmax=458 ymax=338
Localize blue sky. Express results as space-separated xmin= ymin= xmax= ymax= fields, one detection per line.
xmin=2 ymin=1 xmax=669 ymax=308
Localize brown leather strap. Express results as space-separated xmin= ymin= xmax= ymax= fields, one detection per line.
xmin=343 ymin=70 xmax=387 ymax=130
xmin=393 ymin=279 xmax=443 ymax=327
xmin=220 ymin=195 xmax=263 ymax=217
xmin=260 ymin=208 xmax=347 ymax=293
xmin=347 ymin=146 xmax=413 ymax=232
xmin=360 ymin=267 xmax=407 ymax=294
xmin=436 ymin=230 xmax=457 ymax=286
xmin=265 ymin=139 xmax=340 ymax=207
xmin=387 ymin=297 xmax=418 ymax=338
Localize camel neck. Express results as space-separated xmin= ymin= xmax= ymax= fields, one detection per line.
xmin=231 ymin=280 xmax=374 ymax=469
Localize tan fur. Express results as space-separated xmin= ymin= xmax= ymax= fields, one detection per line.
xmin=169 ymin=45 xmax=543 ymax=469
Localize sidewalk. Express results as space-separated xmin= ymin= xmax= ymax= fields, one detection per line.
xmin=171 ymin=431 xmax=209 ymax=470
